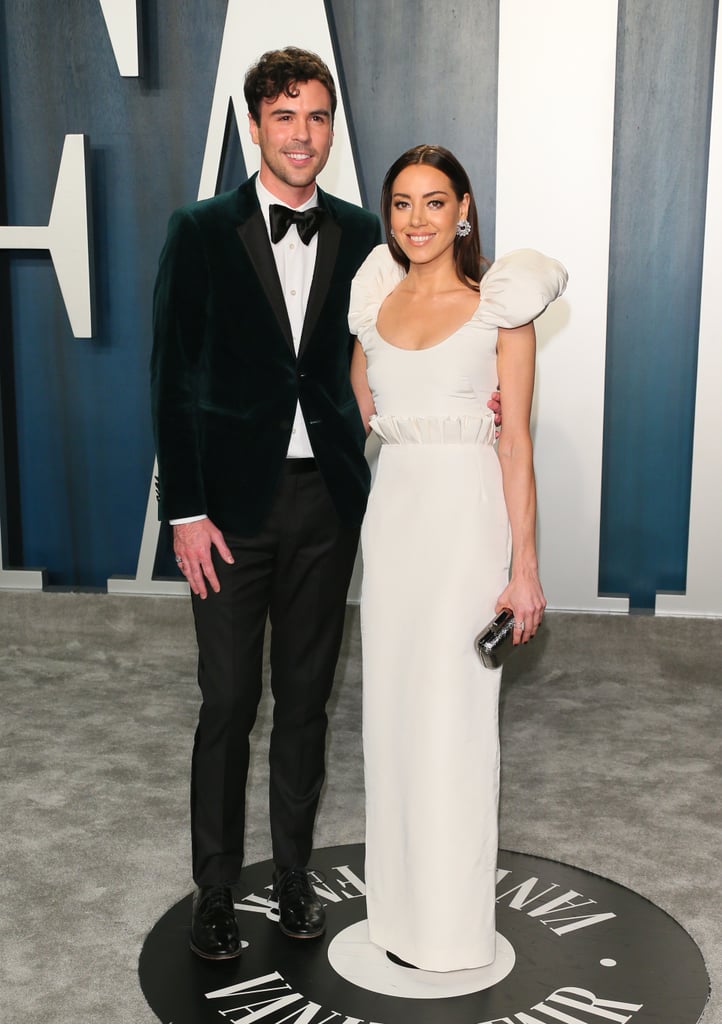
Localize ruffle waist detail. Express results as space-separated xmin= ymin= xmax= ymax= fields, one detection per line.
xmin=370 ymin=414 xmax=497 ymax=446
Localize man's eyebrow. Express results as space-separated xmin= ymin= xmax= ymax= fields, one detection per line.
xmin=269 ymin=107 xmax=331 ymax=117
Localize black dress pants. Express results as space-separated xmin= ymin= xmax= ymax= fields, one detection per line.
xmin=189 ymin=463 xmax=360 ymax=885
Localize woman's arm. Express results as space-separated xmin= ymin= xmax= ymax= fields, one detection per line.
xmin=495 ymin=322 xmax=546 ymax=642
xmin=350 ymin=339 xmax=376 ymax=435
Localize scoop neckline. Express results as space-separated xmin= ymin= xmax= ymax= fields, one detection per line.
xmin=372 ymin=316 xmax=477 ymax=353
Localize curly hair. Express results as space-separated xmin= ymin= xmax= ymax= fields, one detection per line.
xmin=244 ymin=47 xmax=337 ymax=124
xmin=381 ymin=145 xmax=486 ymax=289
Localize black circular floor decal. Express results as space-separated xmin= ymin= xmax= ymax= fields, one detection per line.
xmin=139 ymin=845 xmax=709 ymax=1024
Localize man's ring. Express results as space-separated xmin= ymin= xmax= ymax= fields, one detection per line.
xmin=515 ymin=619 xmax=525 ymax=631
xmin=175 ymin=555 xmax=183 ymax=564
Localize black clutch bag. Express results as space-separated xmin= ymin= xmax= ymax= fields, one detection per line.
xmin=474 ymin=608 xmax=516 ymax=669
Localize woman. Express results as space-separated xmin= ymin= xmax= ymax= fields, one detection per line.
xmin=349 ymin=145 xmax=567 ymax=972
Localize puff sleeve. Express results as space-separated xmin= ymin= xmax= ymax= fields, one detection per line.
xmin=475 ymin=248 xmax=568 ymax=329
xmin=348 ymin=244 xmax=406 ymax=348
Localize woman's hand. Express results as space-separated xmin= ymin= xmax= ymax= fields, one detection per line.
xmin=487 ymin=387 xmax=502 ymax=437
xmin=495 ymin=572 xmax=546 ymax=645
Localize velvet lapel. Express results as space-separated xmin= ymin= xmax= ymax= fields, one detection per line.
xmin=298 ymin=193 xmax=341 ymax=360
xmin=235 ymin=195 xmax=294 ymax=352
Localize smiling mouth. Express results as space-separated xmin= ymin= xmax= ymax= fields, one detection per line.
xmin=406 ymin=233 xmax=435 ymax=243
xmin=284 ymin=151 xmax=314 ymax=163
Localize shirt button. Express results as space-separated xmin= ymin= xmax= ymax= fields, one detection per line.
xmin=290 ymin=289 xmax=297 ymax=296
xmin=289 ymin=243 xmax=295 ymax=250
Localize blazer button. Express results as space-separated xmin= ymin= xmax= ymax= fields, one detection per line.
xmin=298 ymin=371 xmax=307 ymax=380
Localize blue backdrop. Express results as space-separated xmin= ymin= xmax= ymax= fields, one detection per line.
xmin=0 ymin=0 xmax=719 ymax=610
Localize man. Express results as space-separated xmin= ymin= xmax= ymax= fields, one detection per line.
xmin=151 ymin=47 xmax=381 ymax=960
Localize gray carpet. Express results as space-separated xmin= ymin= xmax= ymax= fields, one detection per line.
xmin=0 ymin=591 xmax=719 ymax=1023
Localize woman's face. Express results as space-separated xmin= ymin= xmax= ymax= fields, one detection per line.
xmin=389 ymin=163 xmax=469 ymax=267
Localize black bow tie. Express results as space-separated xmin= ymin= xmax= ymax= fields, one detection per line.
xmin=269 ymin=204 xmax=324 ymax=245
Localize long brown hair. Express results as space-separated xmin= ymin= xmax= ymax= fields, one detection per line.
xmin=381 ymin=145 xmax=486 ymax=289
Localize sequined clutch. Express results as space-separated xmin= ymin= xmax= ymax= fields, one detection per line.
xmin=474 ymin=608 xmax=516 ymax=669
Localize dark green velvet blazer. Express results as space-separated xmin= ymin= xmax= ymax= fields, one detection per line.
xmin=151 ymin=176 xmax=382 ymax=535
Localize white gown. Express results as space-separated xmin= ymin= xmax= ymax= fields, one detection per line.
xmin=348 ymin=245 xmax=567 ymax=972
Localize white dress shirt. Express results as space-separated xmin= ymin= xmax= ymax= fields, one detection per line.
xmin=171 ymin=178 xmax=321 ymax=525
xmin=255 ymin=176 xmax=317 ymax=460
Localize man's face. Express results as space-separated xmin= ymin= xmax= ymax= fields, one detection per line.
xmin=249 ymin=79 xmax=334 ymax=206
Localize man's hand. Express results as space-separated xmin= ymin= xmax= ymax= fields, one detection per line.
xmin=173 ymin=519 xmax=234 ymax=599
xmin=487 ymin=387 xmax=502 ymax=437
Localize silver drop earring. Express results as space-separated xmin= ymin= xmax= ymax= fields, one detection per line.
xmin=456 ymin=218 xmax=471 ymax=238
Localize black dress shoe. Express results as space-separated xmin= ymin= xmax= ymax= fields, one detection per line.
xmin=273 ymin=867 xmax=325 ymax=938
xmin=190 ymin=884 xmax=242 ymax=960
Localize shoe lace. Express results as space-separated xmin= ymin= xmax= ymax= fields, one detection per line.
xmin=200 ymin=886 xmax=234 ymax=914
xmin=277 ymin=867 xmax=325 ymax=901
